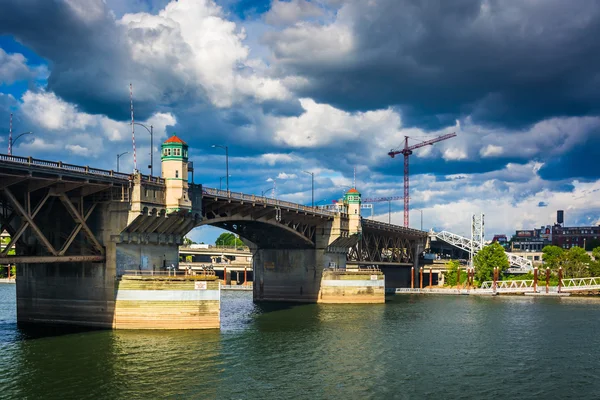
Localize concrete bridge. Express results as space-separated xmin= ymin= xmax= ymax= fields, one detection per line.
xmin=0 ymin=134 xmax=427 ymax=329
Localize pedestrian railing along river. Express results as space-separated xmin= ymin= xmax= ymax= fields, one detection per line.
xmin=0 ymin=153 xmax=164 ymax=184
xmin=202 ymin=187 xmax=336 ymax=217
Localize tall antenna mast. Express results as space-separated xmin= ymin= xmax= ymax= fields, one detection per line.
xmin=130 ymin=83 xmax=137 ymax=171
xmin=8 ymin=113 xmax=12 ymax=155
xmin=353 ymin=167 xmax=356 ymax=188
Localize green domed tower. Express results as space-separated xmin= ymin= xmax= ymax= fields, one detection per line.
xmin=161 ymin=133 xmax=191 ymax=212
xmin=343 ymin=188 xmax=362 ymax=234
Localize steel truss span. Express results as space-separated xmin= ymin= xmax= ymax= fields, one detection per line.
xmin=348 ymin=221 xmax=427 ymax=265
xmin=434 ymin=230 xmax=533 ymax=272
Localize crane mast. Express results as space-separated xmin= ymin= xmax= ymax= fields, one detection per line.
xmin=388 ymin=132 xmax=456 ymax=227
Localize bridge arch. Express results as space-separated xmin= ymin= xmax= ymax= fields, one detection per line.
xmin=195 ymin=216 xmax=315 ymax=249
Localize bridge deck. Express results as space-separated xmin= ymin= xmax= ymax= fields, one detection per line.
xmin=0 ymin=153 xmax=162 ymax=185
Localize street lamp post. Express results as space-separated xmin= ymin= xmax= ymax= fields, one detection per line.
xmin=133 ymin=122 xmax=153 ymax=176
xmin=303 ymin=171 xmax=314 ymax=208
xmin=212 ymin=144 xmax=229 ymax=192
xmin=9 ymin=131 xmax=33 ymax=155
xmin=414 ymin=209 xmax=423 ymax=230
xmin=261 ymin=187 xmax=274 ymax=197
xmin=219 ymin=175 xmax=231 ymax=191
xmin=117 ymin=151 xmax=129 ymax=172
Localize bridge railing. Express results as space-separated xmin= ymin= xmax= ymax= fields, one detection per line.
xmin=0 ymin=153 xmax=164 ymax=184
xmin=202 ymin=187 xmax=335 ymax=217
xmin=362 ymin=219 xmax=426 ymax=235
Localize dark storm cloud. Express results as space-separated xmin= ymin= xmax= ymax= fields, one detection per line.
xmin=267 ymin=0 xmax=600 ymax=129
xmin=0 ymin=0 xmax=197 ymax=121
xmin=538 ymin=132 xmax=600 ymax=181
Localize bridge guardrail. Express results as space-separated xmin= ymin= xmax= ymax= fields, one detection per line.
xmin=0 ymin=153 xmax=163 ymax=184
xmin=362 ymin=219 xmax=426 ymax=235
xmin=202 ymin=187 xmax=335 ymax=217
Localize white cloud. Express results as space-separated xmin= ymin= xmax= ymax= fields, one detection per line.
xmin=21 ymin=90 xmax=96 ymax=131
xmin=277 ymin=172 xmax=297 ymax=179
xmin=0 ymin=49 xmax=46 ymax=84
xmin=119 ymin=0 xmax=291 ymax=108
xmin=265 ymin=0 xmax=323 ymax=26
xmin=65 ymin=144 xmax=92 ymax=156
xmin=442 ymin=147 xmax=467 ymax=160
xmin=268 ymin=98 xmax=401 ymax=148
xmin=480 ymin=144 xmax=503 ymax=157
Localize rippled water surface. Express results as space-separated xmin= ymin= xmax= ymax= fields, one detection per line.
xmin=2 ymin=284 xmax=600 ymax=399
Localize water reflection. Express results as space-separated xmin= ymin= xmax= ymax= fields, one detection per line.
xmin=2 ymin=286 xmax=600 ymax=398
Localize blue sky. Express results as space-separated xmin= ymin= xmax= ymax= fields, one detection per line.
xmin=1 ymin=0 xmax=599 ymax=244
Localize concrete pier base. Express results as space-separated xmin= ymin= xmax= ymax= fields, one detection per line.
xmin=319 ymin=270 xmax=385 ymax=303
xmin=114 ymin=275 xmax=220 ymax=329
xmin=253 ymin=248 xmax=346 ymax=303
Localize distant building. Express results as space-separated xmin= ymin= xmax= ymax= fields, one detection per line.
xmin=510 ymin=226 xmax=552 ymax=252
xmin=492 ymin=234 xmax=508 ymax=248
xmin=552 ymin=226 xmax=600 ymax=250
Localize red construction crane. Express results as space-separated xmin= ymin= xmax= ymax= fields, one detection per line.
xmin=362 ymin=196 xmax=403 ymax=224
xmin=388 ymin=132 xmax=456 ymax=227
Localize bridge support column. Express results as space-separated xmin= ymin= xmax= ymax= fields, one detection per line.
xmin=253 ymin=248 xmax=384 ymax=303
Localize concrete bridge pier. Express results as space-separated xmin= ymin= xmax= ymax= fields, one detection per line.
xmin=253 ymin=248 xmax=346 ymax=302
xmin=253 ymin=246 xmax=385 ymax=304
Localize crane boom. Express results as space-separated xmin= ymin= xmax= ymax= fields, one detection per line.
xmin=388 ymin=132 xmax=456 ymax=227
xmin=388 ymin=132 xmax=457 ymax=156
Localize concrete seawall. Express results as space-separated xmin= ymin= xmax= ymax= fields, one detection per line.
xmin=319 ymin=271 xmax=385 ymax=303
xmin=114 ymin=275 xmax=220 ymax=329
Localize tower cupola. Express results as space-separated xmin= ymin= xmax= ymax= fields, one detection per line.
xmin=161 ymin=133 xmax=191 ymax=212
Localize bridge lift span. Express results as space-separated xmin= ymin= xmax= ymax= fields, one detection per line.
xmin=433 ymin=230 xmax=533 ymax=274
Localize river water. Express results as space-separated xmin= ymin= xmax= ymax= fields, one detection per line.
xmin=1 ymin=284 xmax=600 ymax=399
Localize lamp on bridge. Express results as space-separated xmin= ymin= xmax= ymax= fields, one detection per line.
xmin=302 ymin=170 xmax=315 ymax=208
xmin=9 ymin=131 xmax=34 ymax=155
xmin=116 ymin=151 xmax=129 ymax=172
xmin=220 ymin=175 xmax=231 ymax=191
xmin=413 ymin=209 xmax=423 ymax=231
xmin=132 ymin=122 xmax=154 ymax=176
xmin=211 ymin=144 xmax=229 ymax=192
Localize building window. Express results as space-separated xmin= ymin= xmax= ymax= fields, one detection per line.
xmin=176 ymin=170 xmax=179 ymax=178
xmin=175 ymin=148 xmax=180 ymax=156
xmin=167 ymin=149 xmax=171 ymax=156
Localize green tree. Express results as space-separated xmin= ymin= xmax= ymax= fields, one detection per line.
xmin=562 ymin=246 xmax=592 ymax=278
xmin=215 ymin=233 xmax=243 ymax=247
xmin=592 ymin=246 xmax=600 ymax=262
xmin=443 ymin=260 xmax=467 ymax=287
xmin=590 ymin=246 xmax=600 ymax=276
xmin=542 ymin=245 xmax=564 ymax=272
xmin=474 ymin=242 xmax=508 ymax=282
xmin=182 ymin=236 xmax=195 ymax=246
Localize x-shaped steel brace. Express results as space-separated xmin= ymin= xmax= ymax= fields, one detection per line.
xmin=58 ymin=202 xmax=98 ymax=255
xmin=58 ymin=193 xmax=104 ymax=255
xmin=1 ymin=188 xmax=56 ymax=256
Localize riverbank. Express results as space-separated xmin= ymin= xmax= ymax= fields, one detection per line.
xmin=0 ymin=278 xmax=15 ymax=284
